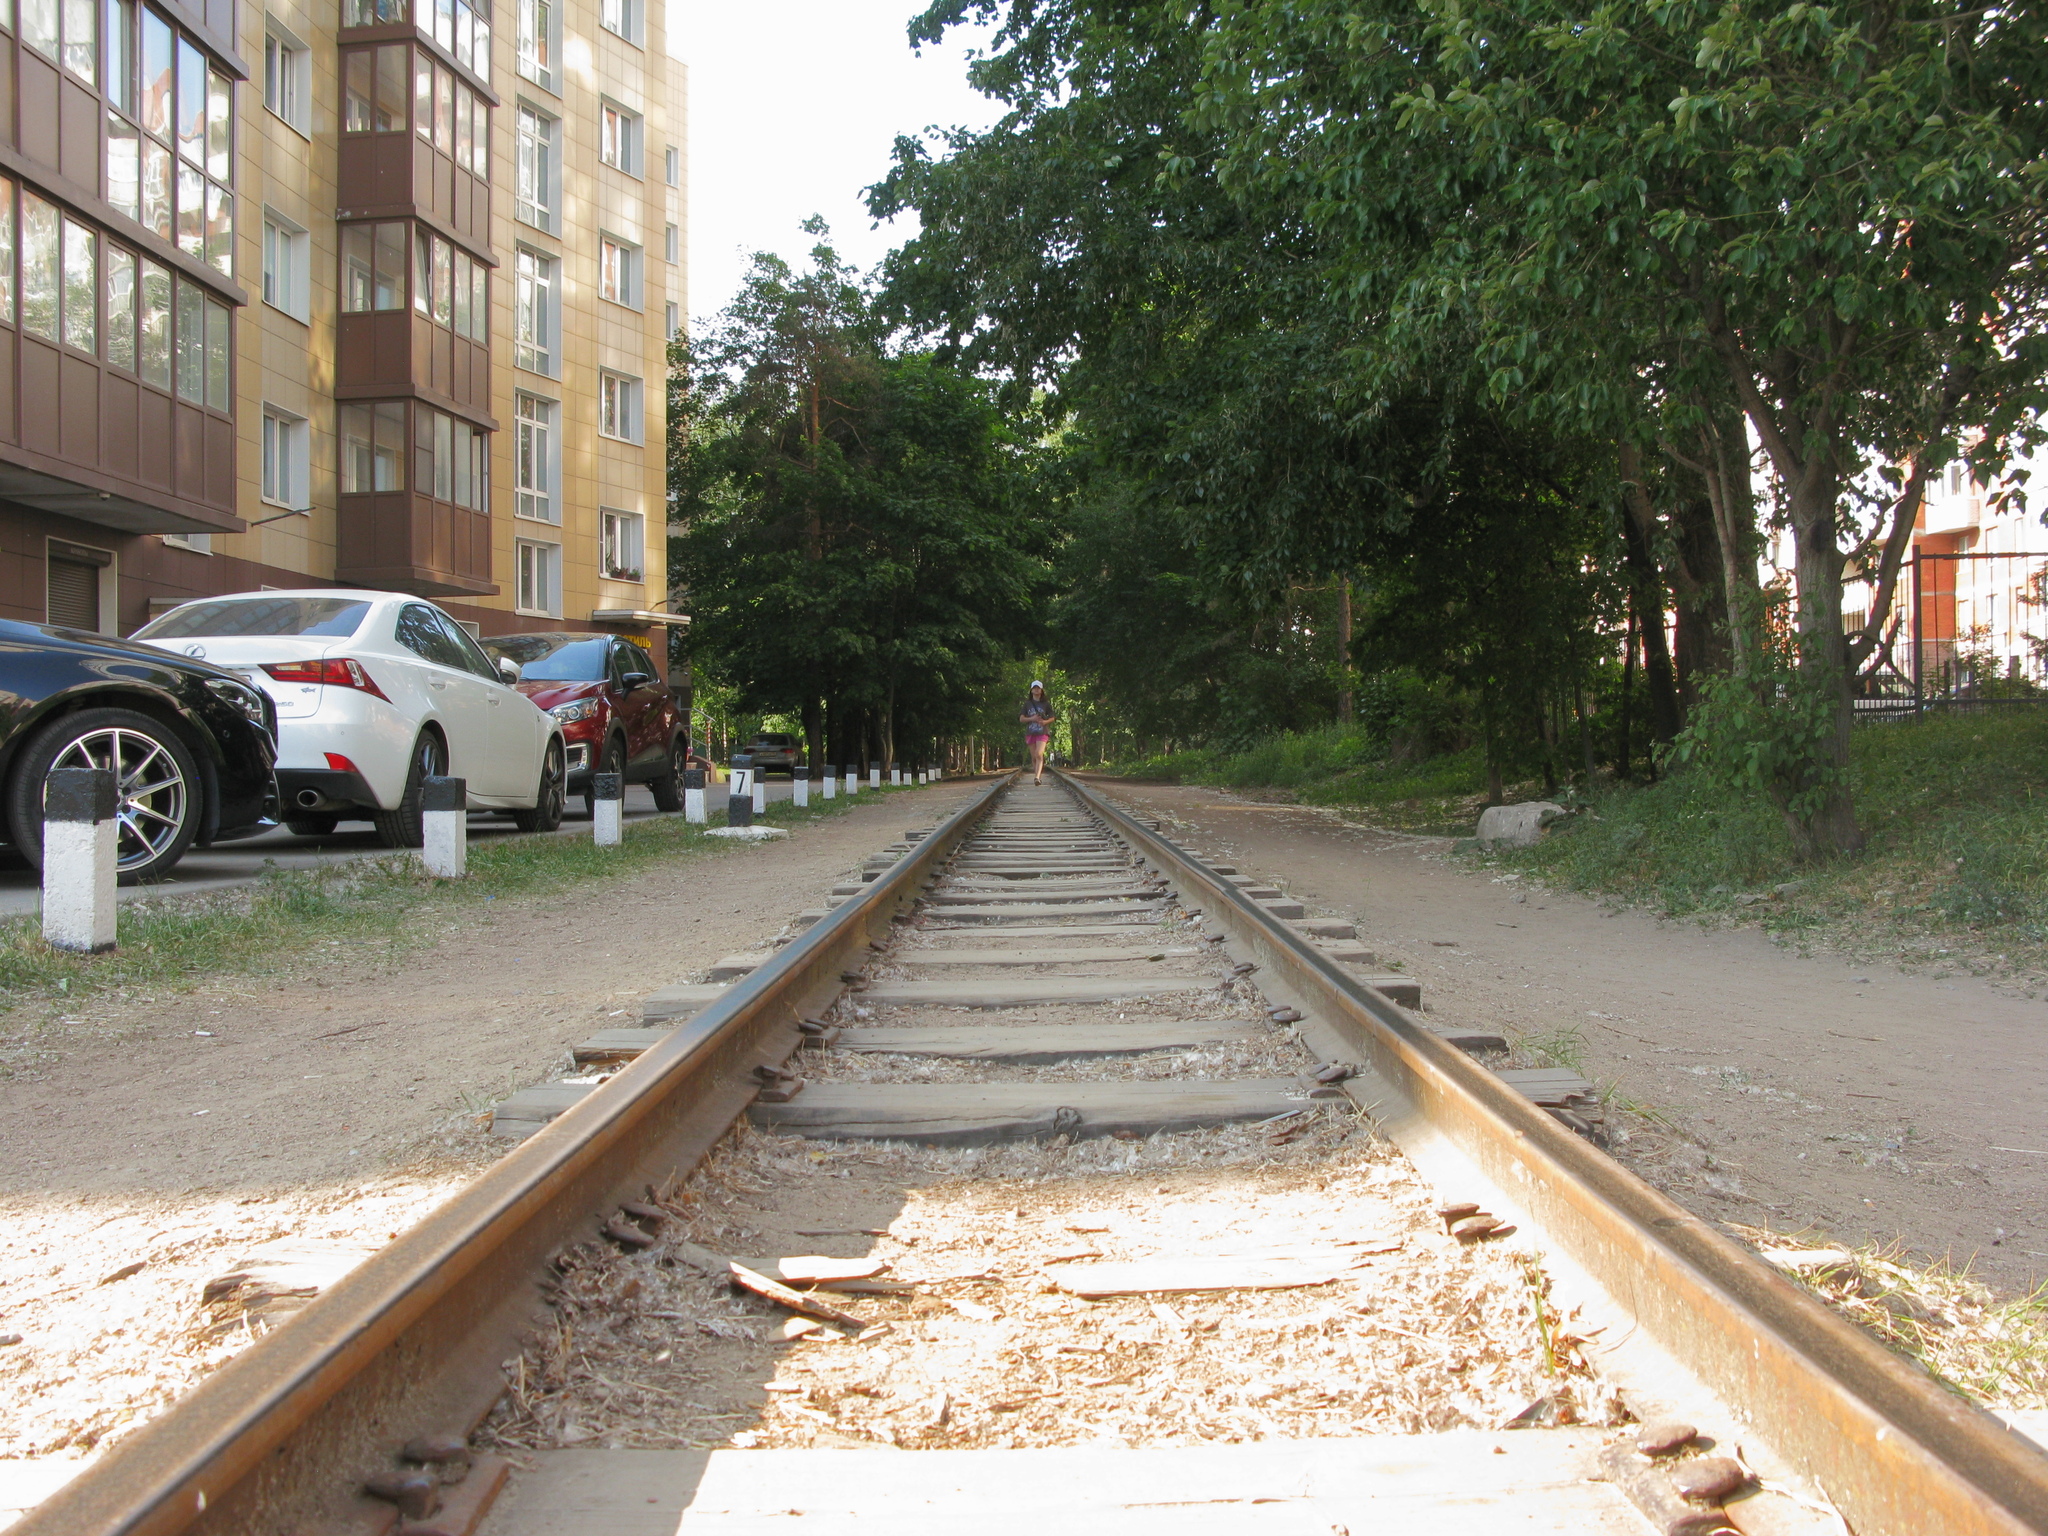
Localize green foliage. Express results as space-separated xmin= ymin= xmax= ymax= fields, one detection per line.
xmin=669 ymin=227 xmax=1058 ymax=762
xmin=1498 ymin=710 xmax=2048 ymax=968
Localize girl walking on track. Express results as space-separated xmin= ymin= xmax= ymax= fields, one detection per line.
xmin=1020 ymin=680 xmax=1057 ymax=785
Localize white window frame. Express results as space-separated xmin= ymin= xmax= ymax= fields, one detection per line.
xmin=159 ymin=531 xmax=211 ymax=553
xmin=664 ymin=222 xmax=678 ymax=265
xmin=513 ymin=391 xmax=559 ymax=523
xmin=264 ymin=18 xmax=311 ymax=136
xmin=599 ymin=98 xmax=641 ymax=176
xmin=663 ymin=143 xmax=680 ymax=187
xmin=599 ymin=507 xmax=644 ymax=583
xmin=664 ymin=301 xmax=679 ymax=340
xmin=261 ymin=208 xmax=309 ymax=322
xmin=598 ymin=369 xmax=642 ymax=444
xmin=260 ymin=404 xmax=310 ymax=510
xmin=514 ymin=244 xmax=559 ymax=377
xmin=514 ymin=103 xmax=559 ymax=233
xmin=598 ymin=0 xmax=639 ymax=46
xmin=598 ymin=233 xmax=640 ymax=310
xmin=515 ymin=537 xmax=561 ymax=618
xmin=514 ymin=0 xmax=558 ymax=94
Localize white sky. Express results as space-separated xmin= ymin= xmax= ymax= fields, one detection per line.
xmin=668 ymin=2 xmax=1005 ymax=327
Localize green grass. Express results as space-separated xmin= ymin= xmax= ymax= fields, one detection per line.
xmin=1104 ymin=726 xmax=1490 ymax=833
xmin=1490 ymin=709 xmax=2048 ymax=977
xmin=0 ymin=782 xmax=933 ymax=1025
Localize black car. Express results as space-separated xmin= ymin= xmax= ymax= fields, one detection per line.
xmin=0 ymin=619 xmax=279 ymax=883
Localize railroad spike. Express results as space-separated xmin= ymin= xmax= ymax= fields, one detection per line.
xmin=364 ymin=1471 xmax=439 ymax=1520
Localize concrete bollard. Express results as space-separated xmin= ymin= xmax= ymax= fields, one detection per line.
xmin=822 ymin=766 xmax=837 ymax=800
xmin=793 ymin=767 xmax=810 ymax=809
xmin=684 ymin=767 xmax=706 ymax=824
xmin=869 ymin=761 xmax=881 ymax=791
xmin=752 ymin=768 xmax=768 ymax=816
xmin=42 ymin=766 xmax=116 ymax=953
xmin=593 ymin=771 xmax=624 ymax=847
xmin=728 ymin=756 xmax=755 ymax=827
xmin=845 ymin=764 xmax=860 ymax=796
xmin=422 ymin=774 xmax=467 ymax=877
xmin=890 ymin=763 xmax=902 ymax=787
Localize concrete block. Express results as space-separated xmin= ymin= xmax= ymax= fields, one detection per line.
xmin=706 ymin=952 xmax=771 ymax=982
xmin=642 ymin=982 xmax=732 ymax=1023
xmin=1257 ymin=899 xmax=1308 ymax=920
xmin=791 ymin=910 xmax=829 ymax=930
xmin=1475 ymin=800 xmax=1566 ymax=848
xmin=491 ymin=1081 xmax=598 ymax=1138
xmin=1293 ymin=918 xmax=1357 ymax=940
xmin=1360 ymin=975 xmax=1422 ymax=1007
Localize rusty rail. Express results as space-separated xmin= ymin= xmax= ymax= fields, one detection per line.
xmin=1065 ymin=770 xmax=2048 ymax=1536
xmin=15 ymin=774 xmax=1009 ymax=1536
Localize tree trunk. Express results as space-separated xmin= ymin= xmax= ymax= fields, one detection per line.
xmin=1336 ymin=577 xmax=1354 ymax=726
xmin=1617 ymin=600 xmax=1638 ymax=780
xmin=1786 ymin=487 xmax=1865 ymax=856
xmin=802 ymin=697 xmax=822 ymax=781
xmin=1574 ymin=680 xmax=1594 ymax=782
xmin=880 ymin=679 xmax=897 ymax=773
xmin=1694 ymin=399 xmax=1763 ymax=675
xmin=1615 ymin=460 xmax=1682 ymax=747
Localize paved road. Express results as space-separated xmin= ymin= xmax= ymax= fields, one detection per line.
xmin=0 ymin=777 xmax=833 ymax=916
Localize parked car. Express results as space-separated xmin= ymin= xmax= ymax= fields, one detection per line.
xmin=0 ymin=618 xmax=278 ymax=883
xmin=743 ymin=733 xmax=802 ymax=777
xmin=478 ymin=632 xmax=689 ymax=817
xmin=134 ymin=591 xmax=566 ymax=845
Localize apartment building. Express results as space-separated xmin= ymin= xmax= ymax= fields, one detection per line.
xmin=0 ymin=0 xmax=684 ymax=658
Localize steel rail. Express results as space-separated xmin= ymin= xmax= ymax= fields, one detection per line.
xmin=1064 ymin=770 xmax=2048 ymax=1536
xmin=15 ymin=773 xmax=1012 ymax=1536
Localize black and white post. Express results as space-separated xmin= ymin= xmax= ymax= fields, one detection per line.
xmin=822 ymin=764 xmax=837 ymax=800
xmin=751 ymin=763 xmax=768 ymax=816
xmin=793 ymin=766 xmax=810 ymax=809
xmin=593 ymin=771 xmax=624 ymax=847
xmin=845 ymin=763 xmax=860 ymax=796
xmin=890 ymin=761 xmax=902 ymax=787
xmin=684 ymin=767 xmax=706 ymax=824
xmin=868 ymin=761 xmax=881 ymax=791
xmin=422 ymin=775 xmax=467 ymax=878
xmin=727 ymin=754 xmax=755 ymax=827
xmin=42 ymin=766 xmax=116 ymax=953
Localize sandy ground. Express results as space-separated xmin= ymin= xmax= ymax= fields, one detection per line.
xmin=0 ymin=782 xmax=979 ymax=1467
xmin=1086 ymin=778 xmax=2048 ymax=1298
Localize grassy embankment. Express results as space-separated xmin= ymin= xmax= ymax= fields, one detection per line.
xmin=1108 ymin=710 xmax=2048 ymax=983
xmin=0 ymin=781 xmax=940 ymax=1027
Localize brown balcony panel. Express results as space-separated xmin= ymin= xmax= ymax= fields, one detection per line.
xmin=336 ymin=492 xmax=497 ymax=598
xmin=339 ymin=131 xmax=418 ymax=218
xmin=0 ymin=333 xmax=233 ymax=535
xmin=17 ymin=52 xmax=55 ymax=171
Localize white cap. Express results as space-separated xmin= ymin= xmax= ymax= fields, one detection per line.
xmin=1030 ymin=679 xmax=1044 ymax=689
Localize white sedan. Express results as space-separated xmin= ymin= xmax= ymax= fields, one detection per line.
xmin=135 ymin=590 xmax=566 ymax=845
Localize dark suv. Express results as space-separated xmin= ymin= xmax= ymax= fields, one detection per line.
xmin=743 ymin=733 xmax=802 ymax=777
xmin=481 ymin=633 xmax=688 ymax=817
xmin=0 ymin=618 xmax=278 ymax=882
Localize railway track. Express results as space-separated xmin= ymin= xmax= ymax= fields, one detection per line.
xmin=17 ymin=773 xmax=2048 ymax=1535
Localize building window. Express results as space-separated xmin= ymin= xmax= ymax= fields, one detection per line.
xmin=665 ymin=301 xmax=678 ymax=340
xmin=664 ymin=222 xmax=678 ymax=265
xmin=264 ymin=18 xmax=310 ymax=134
xmin=261 ymin=406 xmax=309 ymax=508
xmin=514 ymin=246 xmax=557 ymax=376
xmin=104 ymin=245 xmax=134 ymax=368
xmin=341 ymin=0 xmax=405 ymax=23
xmin=339 ymin=400 xmax=406 ymax=492
xmin=599 ymin=99 xmax=640 ymax=175
xmin=599 ymin=235 xmax=639 ymax=309
xmin=139 ymin=258 xmax=169 ymax=386
xmin=515 ymin=0 xmax=554 ymax=92
xmin=600 ymin=509 xmax=644 ymax=583
xmin=341 ymin=220 xmax=407 ymax=311
xmin=598 ymin=369 xmax=641 ymax=443
xmin=262 ymin=209 xmax=309 ymax=321
xmin=342 ymin=42 xmax=407 ymax=134
xmin=514 ymin=392 xmax=557 ymax=522
xmin=664 ymin=143 xmax=680 ymax=187
xmin=598 ymin=0 xmax=637 ymax=44
xmin=515 ymin=104 xmax=557 ymax=231
xmin=104 ymin=9 xmax=233 ymax=274
xmin=61 ymin=216 xmax=95 ymax=355
xmin=23 ymin=0 xmax=95 ymax=84
xmin=515 ymin=538 xmax=560 ymax=617
xmin=413 ymin=406 xmax=488 ymax=510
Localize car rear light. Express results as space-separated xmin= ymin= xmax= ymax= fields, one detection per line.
xmin=261 ymin=657 xmax=391 ymax=701
xmin=325 ymin=753 xmax=362 ymax=776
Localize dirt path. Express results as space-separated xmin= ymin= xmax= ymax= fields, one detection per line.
xmin=1089 ymin=778 xmax=2048 ymax=1298
xmin=0 ymin=783 xmax=979 ymax=1467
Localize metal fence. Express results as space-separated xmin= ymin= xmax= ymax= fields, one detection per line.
xmin=1852 ymin=550 xmax=2048 ymax=718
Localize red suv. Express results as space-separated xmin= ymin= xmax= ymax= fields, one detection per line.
xmin=481 ymin=633 xmax=688 ymax=817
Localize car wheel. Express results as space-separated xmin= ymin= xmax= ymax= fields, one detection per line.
xmin=371 ymin=731 xmax=444 ymax=849
xmin=284 ymin=814 xmax=341 ymax=837
xmin=513 ymin=739 xmax=566 ymax=832
xmin=649 ymin=734 xmax=687 ymax=812
xmin=583 ymin=736 xmax=626 ymax=820
xmin=6 ymin=706 xmax=204 ymax=886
